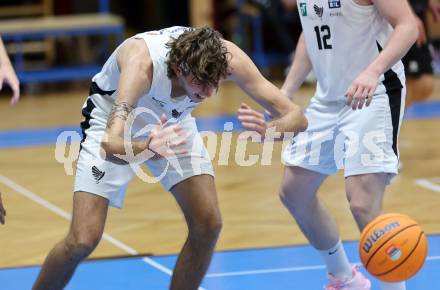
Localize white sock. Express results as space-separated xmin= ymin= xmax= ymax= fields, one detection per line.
xmin=318 ymin=240 xmax=352 ymax=280
xmin=379 ymin=281 xmax=406 ymax=290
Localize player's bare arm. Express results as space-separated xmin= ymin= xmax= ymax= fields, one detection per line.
xmin=224 ymin=40 xmax=307 ymax=137
xmin=281 ymin=33 xmax=313 ymax=100
xmin=101 ymin=39 xmax=187 ymax=164
xmin=346 ymin=0 xmax=418 ymax=110
xmin=0 ymin=38 xmax=20 ymax=106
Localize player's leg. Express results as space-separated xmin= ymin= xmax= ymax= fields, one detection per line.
xmin=145 ymin=115 xmax=219 ymax=290
xmin=33 ymin=98 xmax=135 ymax=289
xmin=345 ymin=173 xmax=388 ymax=230
xmin=169 ymin=174 xmax=221 ymax=290
xmin=342 ymin=85 xmax=406 ymax=289
xmin=32 ymin=192 xmax=109 ymax=290
xmin=281 ymin=98 xmax=358 ymax=283
xmin=345 ymin=173 xmax=406 ymax=290
xmin=280 ymin=166 xmax=334 ymax=248
xmin=280 ymin=166 xmax=357 ymax=283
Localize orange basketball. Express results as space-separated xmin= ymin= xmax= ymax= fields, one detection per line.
xmin=359 ymin=213 xmax=428 ymax=282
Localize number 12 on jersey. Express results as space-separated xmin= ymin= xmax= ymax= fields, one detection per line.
xmin=314 ymin=25 xmax=332 ymax=50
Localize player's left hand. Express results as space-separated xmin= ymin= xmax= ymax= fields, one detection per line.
xmin=345 ymin=69 xmax=379 ymax=110
xmin=237 ymin=102 xmax=267 ymax=138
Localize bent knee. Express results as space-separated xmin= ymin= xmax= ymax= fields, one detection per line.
xmin=349 ymin=199 xmax=380 ymax=222
xmin=64 ymin=233 xmax=102 ymax=261
xmin=279 ymin=186 xmax=312 ymax=213
xmin=189 ymin=213 xmax=222 ymax=239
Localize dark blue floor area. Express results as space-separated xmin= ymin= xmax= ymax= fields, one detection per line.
xmin=1 ymin=235 xmax=439 ymax=290
xmin=0 ymin=100 xmax=439 ymax=149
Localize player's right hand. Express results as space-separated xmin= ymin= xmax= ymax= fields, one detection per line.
xmin=237 ymin=103 xmax=267 ymax=138
xmin=345 ymin=69 xmax=379 ymax=110
xmin=146 ymin=114 xmax=188 ymax=159
xmin=0 ymin=192 xmax=6 ymax=225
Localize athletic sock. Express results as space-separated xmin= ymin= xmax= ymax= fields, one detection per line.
xmin=379 ymin=281 xmax=406 ymax=290
xmin=318 ymin=239 xmax=352 ymax=280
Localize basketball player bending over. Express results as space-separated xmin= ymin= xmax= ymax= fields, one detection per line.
xmin=240 ymin=0 xmax=418 ymax=289
xmin=32 ymin=27 xmax=307 ymax=290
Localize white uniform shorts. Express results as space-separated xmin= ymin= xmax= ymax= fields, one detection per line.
xmin=282 ymin=90 xmax=405 ymax=179
xmin=74 ymin=99 xmax=214 ymax=208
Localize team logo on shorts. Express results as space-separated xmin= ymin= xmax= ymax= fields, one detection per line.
xmin=299 ymin=2 xmax=307 ymax=16
xmin=328 ymin=0 xmax=341 ymax=8
xmin=92 ymin=166 xmax=105 ymax=184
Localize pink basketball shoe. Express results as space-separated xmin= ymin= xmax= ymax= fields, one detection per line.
xmin=325 ymin=266 xmax=371 ymax=290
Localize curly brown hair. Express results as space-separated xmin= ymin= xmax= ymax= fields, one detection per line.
xmin=166 ymin=27 xmax=230 ymax=88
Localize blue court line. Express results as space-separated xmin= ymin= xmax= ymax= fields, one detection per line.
xmin=405 ymin=100 xmax=440 ymax=119
xmin=0 ymin=100 xmax=439 ymax=149
xmin=1 ymin=235 xmax=439 ymax=290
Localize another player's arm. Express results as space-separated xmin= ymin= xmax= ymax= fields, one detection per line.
xmin=281 ymin=33 xmax=313 ymax=100
xmin=346 ymin=0 xmax=418 ymax=109
xmin=224 ymin=40 xmax=307 ymax=135
xmin=100 ymin=39 xmax=152 ymax=164
xmin=0 ymin=38 xmax=20 ymax=106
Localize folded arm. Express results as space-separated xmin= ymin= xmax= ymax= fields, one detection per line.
xmin=100 ymin=39 xmax=186 ymax=164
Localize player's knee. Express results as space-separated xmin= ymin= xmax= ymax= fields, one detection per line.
xmin=279 ymin=187 xmax=306 ymax=213
xmin=348 ymin=198 xmax=379 ymax=224
xmin=279 ymin=186 xmax=294 ymax=206
xmin=64 ymin=232 xmax=102 ymax=261
xmin=189 ymin=213 xmax=222 ymax=240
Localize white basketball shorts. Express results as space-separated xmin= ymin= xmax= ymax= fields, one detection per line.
xmin=283 ymin=89 xmax=405 ymax=180
xmin=74 ymin=99 xmax=214 ymax=208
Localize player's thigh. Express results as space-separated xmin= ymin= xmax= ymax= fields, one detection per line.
xmin=282 ymin=98 xmax=341 ymax=176
xmin=345 ymin=173 xmax=388 ymax=213
xmin=69 ymin=191 xmax=109 ymax=241
xmin=341 ymin=92 xmax=403 ymax=178
xmin=170 ymin=174 xmax=221 ymax=226
xmin=280 ymin=165 xmax=327 ymax=204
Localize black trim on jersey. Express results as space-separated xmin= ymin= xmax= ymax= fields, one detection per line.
xmin=377 ymin=42 xmax=403 ymax=157
xmin=89 ymin=81 xmax=116 ymax=96
xmin=79 ymin=98 xmax=96 ymax=150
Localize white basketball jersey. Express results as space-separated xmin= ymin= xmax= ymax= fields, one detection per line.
xmin=87 ymin=26 xmax=198 ymax=127
xmin=297 ymin=0 xmax=405 ymax=101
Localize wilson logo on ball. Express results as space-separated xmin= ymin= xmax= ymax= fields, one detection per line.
xmin=362 ymin=221 xmax=400 ymax=254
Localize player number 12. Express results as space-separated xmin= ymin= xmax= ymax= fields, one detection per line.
xmin=314 ymin=25 xmax=332 ymax=50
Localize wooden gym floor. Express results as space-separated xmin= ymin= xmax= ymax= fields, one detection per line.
xmin=0 ymin=80 xmax=439 ymax=270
